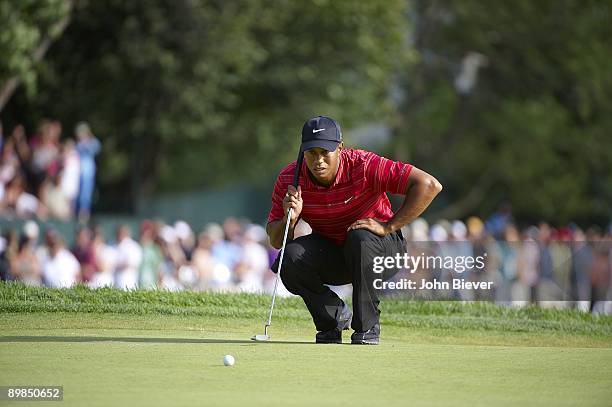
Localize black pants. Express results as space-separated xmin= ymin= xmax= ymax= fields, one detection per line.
xmin=272 ymin=229 xmax=405 ymax=332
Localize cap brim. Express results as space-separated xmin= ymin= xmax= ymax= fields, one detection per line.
xmin=300 ymin=139 xmax=340 ymax=153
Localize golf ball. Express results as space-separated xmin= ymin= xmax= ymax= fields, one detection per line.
xmin=223 ymin=355 xmax=235 ymax=366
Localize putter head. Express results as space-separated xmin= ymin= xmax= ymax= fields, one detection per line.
xmin=251 ymin=324 xmax=271 ymax=341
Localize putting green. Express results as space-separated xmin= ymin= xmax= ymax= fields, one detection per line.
xmin=1 ymin=312 xmax=611 ymax=407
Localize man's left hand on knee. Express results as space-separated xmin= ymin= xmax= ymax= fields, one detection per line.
xmin=347 ymin=218 xmax=392 ymax=237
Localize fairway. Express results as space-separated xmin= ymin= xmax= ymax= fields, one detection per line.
xmin=1 ymin=284 xmax=611 ymax=406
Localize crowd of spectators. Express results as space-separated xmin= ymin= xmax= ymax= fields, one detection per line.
xmin=0 ymin=213 xmax=610 ymax=314
xmin=0 ymin=217 xmax=288 ymax=295
xmin=395 ymin=216 xmax=611 ymax=314
xmin=0 ymin=120 xmax=101 ymax=222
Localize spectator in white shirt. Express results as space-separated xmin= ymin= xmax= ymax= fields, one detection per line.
xmin=60 ymin=138 xmax=80 ymax=210
xmin=114 ymin=225 xmax=142 ymax=290
xmin=89 ymin=226 xmax=116 ymax=288
xmin=4 ymin=174 xmax=46 ymax=219
xmin=235 ymin=224 xmax=269 ymax=293
xmin=42 ymin=230 xmax=80 ymax=288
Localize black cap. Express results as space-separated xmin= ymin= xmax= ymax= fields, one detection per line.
xmin=300 ymin=116 xmax=342 ymax=152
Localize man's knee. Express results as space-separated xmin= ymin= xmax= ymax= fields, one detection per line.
xmin=344 ymin=229 xmax=379 ymax=252
xmin=277 ymin=241 xmax=303 ymax=293
xmin=272 ymin=240 xmax=303 ymax=271
xmin=279 ymin=268 xmax=300 ymax=294
xmin=343 ymin=229 xmax=390 ymax=276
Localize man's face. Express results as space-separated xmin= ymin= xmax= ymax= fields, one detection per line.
xmin=303 ymin=142 xmax=343 ymax=186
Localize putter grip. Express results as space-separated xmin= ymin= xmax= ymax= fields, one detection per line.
xmin=293 ymin=151 xmax=303 ymax=187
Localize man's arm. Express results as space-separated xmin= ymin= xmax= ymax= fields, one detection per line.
xmin=266 ymin=185 xmax=303 ymax=249
xmin=385 ymin=167 xmax=443 ymax=232
xmin=347 ymin=167 xmax=442 ymax=235
xmin=266 ymin=215 xmax=297 ymax=249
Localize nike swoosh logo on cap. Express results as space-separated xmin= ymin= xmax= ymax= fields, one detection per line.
xmin=312 ymin=128 xmax=326 ymax=133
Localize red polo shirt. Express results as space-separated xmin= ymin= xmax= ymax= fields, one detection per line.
xmin=267 ymin=148 xmax=413 ymax=245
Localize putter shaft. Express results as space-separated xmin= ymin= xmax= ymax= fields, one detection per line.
xmin=265 ymin=207 xmax=293 ymax=330
xmin=254 ymin=150 xmax=302 ymax=342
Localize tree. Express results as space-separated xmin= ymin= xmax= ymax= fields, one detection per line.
xmin=0 ymin=0 xmax=72 ymax=111
xmin=7 ymin=0 xmax=409 ymax=212
xmin=396 ymin=0 xmax=612 ymax=225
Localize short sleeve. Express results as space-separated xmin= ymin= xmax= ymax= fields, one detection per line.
xmin=364 ymin=152 xmax=413 ymax=194
xmin=267 ymin=175 xmax=287 ymax=224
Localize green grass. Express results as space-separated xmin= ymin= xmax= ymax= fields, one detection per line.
xmin=1 ymin=282 xmax=611 ymax=406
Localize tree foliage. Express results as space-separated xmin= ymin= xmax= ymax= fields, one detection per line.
xmin=397 ymin=0 xmax=612 ymax=224
xmin=0 ymin=0 xmax=71 ymax=108
xmin=7 ymin=0 xmax=407 ymax=210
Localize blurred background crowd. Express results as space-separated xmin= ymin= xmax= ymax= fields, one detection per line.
xmin=397 ymin=214 xmax=611 ymax=314
xmin=1 ymin=211 xmax=610 ymax=314
xmin=0 ymin=217 xmax=282 ymax=294
xmin=0 ymin=120 xmax=100 ymax=222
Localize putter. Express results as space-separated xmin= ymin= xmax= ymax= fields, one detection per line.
xmin=252 ymin=151 xmax=303 ymax=342
xmin=251 ymin=207 xmax=293 ymax=342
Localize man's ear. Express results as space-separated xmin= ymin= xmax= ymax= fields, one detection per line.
xmin=337 ymin=141 xmax=344 ymax=152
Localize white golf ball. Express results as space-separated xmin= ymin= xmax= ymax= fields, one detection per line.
xmin=223 ymin=355 xmax=235 ymax=366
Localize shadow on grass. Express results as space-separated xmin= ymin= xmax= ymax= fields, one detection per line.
xmin=0 ymin=336 xmax=313 ymax=345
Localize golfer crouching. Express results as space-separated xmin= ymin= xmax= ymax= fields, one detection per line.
xmin=267 ymin=116 xmax=442 ymax=344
